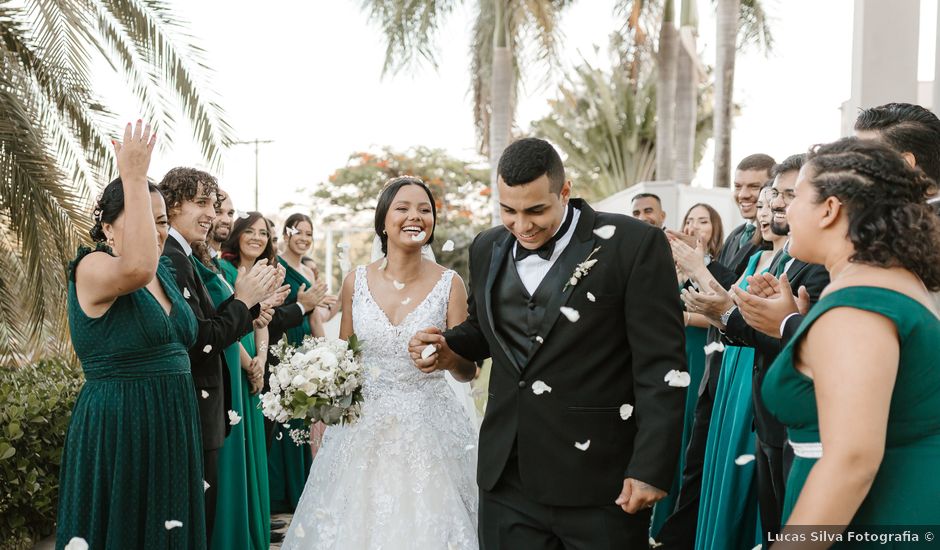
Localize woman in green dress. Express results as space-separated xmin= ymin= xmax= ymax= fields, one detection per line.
xmin=650 ymin=203 xmax=724 ymax=539
xmin=57 ymin=123 xmax=205 ymax=549
xmin=762 ymin=138 xmax=940 ymax=548
xmin=682 ymin=185 xmax=781 ymax=550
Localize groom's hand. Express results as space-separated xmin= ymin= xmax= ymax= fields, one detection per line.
xmin=408 ymin=327 xmax=456 ymax=374
xmin=615 ymin=478 xmax=667 ymax=514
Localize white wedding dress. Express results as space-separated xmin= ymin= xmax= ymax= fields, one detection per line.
xmin=282 ymin=266 xmax=479 ymax=549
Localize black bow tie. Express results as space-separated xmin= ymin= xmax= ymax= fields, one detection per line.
xmin=514 ymin=203 xmax=575 ymax=262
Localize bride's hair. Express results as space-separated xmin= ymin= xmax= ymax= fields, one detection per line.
xmin=374 ymin=176 xmax=437 ymax=255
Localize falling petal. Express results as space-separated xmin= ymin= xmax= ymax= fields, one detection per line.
xmin=751 ymin=545 xmax=762 ymax=550
xmin=421 ymin=345 xmax=437 ymax=360
xmin=164 ymin=520 xmax=183 ymax=530
xmin=593 ymin=225 xmax=616 ymax=239
xmin=664 ymin=370 xmax=691 ymax=388
xmin=574 ymin=440 xmax=591 ymax=451
xmin=703 ymin=341 xmax=726 ymax=355
xmin=411 ymin=231 xmax=427 ymax=242
xmin=200 ymin=390 xmax=209 ymax=399
xmin=296 ymin=523 xmax=305 ymax=538
xmin=531 ymin=380 xmax=552 ymax=395
xmin=586 ymin=292 xmax=596 ymax=302
xmin=619 ymin=404 xmax=634 ymax=420
xmin=203 ymin=480 xmax=210 ymax=492
xmin=64 ymin=538 xmax=88 ymax=550
xmin=237 ymin=211 xmax=250 ymax=219
xmin=401 ymin=297 xmax=411 ymax=305
xmin=183 ymin=288 xmax=191 ymax=299
xmin=560 ymin=307 xmax=580 ymax=322
xmin=650 ymin=538 xmax=664 ymax=549
xmin=202 ymin=345 xmax=212 ymax=354
xmin=378 ymin=257 xmax=388 ymax=271
xmin=464 ymin=444 xmax=476 ymax=451
xmin=535 ymin=336 xmax=544 ymax=344
xmin=393 ymin=280 xmax=405 ymax=290
xmin=286 ymin=226 xmax=300 ymax=236
xmin=442 ymin=240 xmax=455 ymax=252
xmin=276 ymin=432 xmax=283 ymax=441
xmin=228 ymin=410 xmax=242 ymax=426
xmin=735 ymin=454 xmax=756 ymax=466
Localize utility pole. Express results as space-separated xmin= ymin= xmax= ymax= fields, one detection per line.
xmin=231 ymin=138 xmax=274 ymax=210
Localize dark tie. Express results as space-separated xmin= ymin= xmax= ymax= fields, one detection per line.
xmin=738 ymin=223 xmax=756 ymax=250
xmin=773 ymin=250 xmax=792 ymax=277
xmin=514 ymin=203 xmax=575 ymax=262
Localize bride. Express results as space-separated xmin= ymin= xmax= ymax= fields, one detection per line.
xmin=282 ymin=177 xmax=479 ymax=549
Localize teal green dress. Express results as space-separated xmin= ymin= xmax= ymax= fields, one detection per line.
xmin=694 ymin=252 xmax=763 ymax=550
xmin=202 ymin=258 xmax=270 ymax=550
xmin=650 ymin=325 xmax=707 ymax=538
xmin=56 ymin=246 xmax=204 ymax=549
xmin=267 ymin=257 xmax=314 ymax=512
xmin=763 ymin=287 xmax=940 ymax=533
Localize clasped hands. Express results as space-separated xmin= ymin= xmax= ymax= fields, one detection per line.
xmin=407 ymin=327 xmax=456 ymax=374
xmin=731 ymin=272 xmax=810 ymax=338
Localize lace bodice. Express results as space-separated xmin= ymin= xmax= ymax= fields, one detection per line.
xmin=352 ymin=265 xmax=454 ymax=398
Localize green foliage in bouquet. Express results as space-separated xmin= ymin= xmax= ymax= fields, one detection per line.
xmin=0 ymin=360 xmax=83 ymax=548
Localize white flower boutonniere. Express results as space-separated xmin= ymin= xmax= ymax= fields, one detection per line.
xmin=563 ymin=247 xmax=601 ymax=291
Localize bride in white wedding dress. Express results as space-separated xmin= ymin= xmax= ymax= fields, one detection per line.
xmin=282 ymin=177 xmax=479 ymax=550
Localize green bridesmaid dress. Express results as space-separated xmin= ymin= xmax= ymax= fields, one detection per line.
xmin=694 ymin=252 xmax=763 ymax=550
xmin=56 ymin=246 xmax=204 ymax=549
xmin=650 ymin=324 xmax=707 ymax=539
xmin=195 ymin=258 xmax=270 ymax=550
xmin=266 ymin=258 xmax=314 ymax=513
xmin=763 ymin=287 xmax=940 ymax=533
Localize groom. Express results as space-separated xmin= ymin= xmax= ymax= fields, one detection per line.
xmin=410 ymin=138 xmax=687 ymax=548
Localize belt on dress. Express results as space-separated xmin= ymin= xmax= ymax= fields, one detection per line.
xmin=789 ymin=439 xmax=823 ymax=458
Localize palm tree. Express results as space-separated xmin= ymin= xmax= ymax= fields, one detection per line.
xmin=654 ymin=0 xmax=677 ymax=180
xmin=674 ymin=0 xmax=700 ymax=183
xmin=360 ymin=0 xmax=573 ymax=225
xmin=0 ymin=0 xmax=232 ymax=365
xmin=712 ymin=0 xmax=771 ymax=186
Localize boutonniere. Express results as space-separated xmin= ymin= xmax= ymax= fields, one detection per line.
xmin=563 ymin=247 xmax=601 ymax=291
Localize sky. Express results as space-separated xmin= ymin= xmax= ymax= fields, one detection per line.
xmin=106 ymin=0 xmax=937 ymax=219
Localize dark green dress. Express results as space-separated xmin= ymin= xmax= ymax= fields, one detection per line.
xmin=56 ymin=246 xmax=204 ymax=549
xmin=763 ymin=287 xmax=940 ymax=530
xmin=192 ymin=258 xmax=270 ymax=550
xmin=268 ymin=257 xmax=314 ymax=513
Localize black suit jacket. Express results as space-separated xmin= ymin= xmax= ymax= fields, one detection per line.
xmin=163 ymin=237 xmax=257 ymax=451
xmin=445 ymin=199 xmax=687 ymax=506
xmin=721 ymin=258 xmax=829 ymax=447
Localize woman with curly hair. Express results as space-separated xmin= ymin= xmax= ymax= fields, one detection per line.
xmin=763 ymin=137 xmax=940 ymax=546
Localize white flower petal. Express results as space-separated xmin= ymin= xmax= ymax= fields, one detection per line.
xmin=619 ymin=404 xmax=634 ymax=420
xmin=203 ymin=480 xmax=210 ymax=492
xmin=183 ymin=288 xmax=191 ymax=299
xmin=531 ymin=380 xmax=552 ymax=395
xmin=286 ymin=226 xmax=300 ymax=236
xmin=393 ymin=280 xmax=405 ymax=290
xmin=593 ymin=225 xmax=616 ymax=239
xmin=421 ymin=345 xmax=437 ymax=360
xmin=560 ymin=306 xmax=580 ymax=322
xmin=574 ymin=439 xmax=591 ymax=451
xmin=535 ymin=336 xmax=544 ymax=344
xmin=464 ymin=444 xmax=476 ymax=451
xmin=735 ymin=454 xmax=756 ymax=466
xmin=276 ymin=431 xmax=283 ymax=441
xmin=664 ymin=370 xmax=691 ymax=388
xmin=442 ymin=240 xmax=455 ymax=252
xmin=586 ymin=292 xmax=596 ymax=302
xmin=64 ymin=537 xmax=89 ymax=550
xmin=703 ymin=341 xmax=726 ymax=355
xmin=202 ymin=345 xmax=212 ymax=354
xmin=401 ymin=297 xmax=411 ymax=305
xmin=295 ymin=523 xmax=305 ymax=538
xmin=411 ymin=231 xmax=427 ymax=242
xmin=569 ymin=277 xmax=579 ymax=286
xmin=228 ymin=410 xmax=242 ymax=426
xmin=200 ymin=390 xmax=209 ymax=399
xmin=236 ymin=211 xmax=250 ymax=219
xmin=164 ymin=520 xmax=183 ymax=530
xmin=751 ymin=545 xmax=762 ymax=550
xmin=378 ymin=257 xmax=388 ymax=271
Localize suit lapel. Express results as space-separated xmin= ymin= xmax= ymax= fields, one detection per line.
xmin=484 ymin=232 xmax=523 ymax=374
xmin=529 ymin=201 xmax=598 ymax=360
xmin=785 ymin=259 xmax=809 ymax=283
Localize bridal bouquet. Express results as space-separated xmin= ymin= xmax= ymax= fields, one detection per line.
xmin=260 ymin=334 xmax=364 ymax=445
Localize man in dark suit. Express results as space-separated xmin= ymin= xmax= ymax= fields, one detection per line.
xmin=409 ymin=138 xmax=687 ymax=548
xmin=657 ymin=153 xmax=775 ymax=548
xmin=159 ymin=169 xmax=277 ymax=544
xmin=706 ymin=154 xmax=829 ymax=544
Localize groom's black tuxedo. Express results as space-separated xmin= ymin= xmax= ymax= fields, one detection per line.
xmin=446 ymin=200 xmax=687 ymax=512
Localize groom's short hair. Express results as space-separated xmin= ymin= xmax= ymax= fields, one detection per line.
xmin=498 ymin=138 xmax=566 ymax=194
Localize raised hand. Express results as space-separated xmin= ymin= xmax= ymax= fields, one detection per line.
xmin=680 ymin=279 xmax=734 ymax=323
xmin=731 ymin=273 xmax=809 ymax=338
xmin=253 ymin=302 xmax=275 ymax=330
xmin=234 ymin=262 xmax=279 ymax=308
xmin=665 ymin=228 xmax=697 ymax=248
xmin=114 ymin=119 xmax=156 ymax=185
xmin=669 ymin=235 xmax=707 ymax=276
xmin=263 ymin=284 xmax=291 ymax=309
xmin=615 ymin=478 xmax=667 ymax=514
xmin=297 ymin=281 xmax=328 ymax=311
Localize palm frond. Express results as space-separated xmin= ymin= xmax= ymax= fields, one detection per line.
xmin=736 ymin=0 xmax=773 ymax=53
xmin=360 ymin=0 xmax=460 ymax=75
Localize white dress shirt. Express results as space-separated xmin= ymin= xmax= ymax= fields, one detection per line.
xmin=168 ymin=227 xmax=193 ymax=257
xmin=512 ymin=205 xmax=581 ymax=295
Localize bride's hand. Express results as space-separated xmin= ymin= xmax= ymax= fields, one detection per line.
xmin=408 ymin=327 xmax=453 ymax=373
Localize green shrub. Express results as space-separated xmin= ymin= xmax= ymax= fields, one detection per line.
xmin=0 ymin=360 xmax=83 ymax=548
